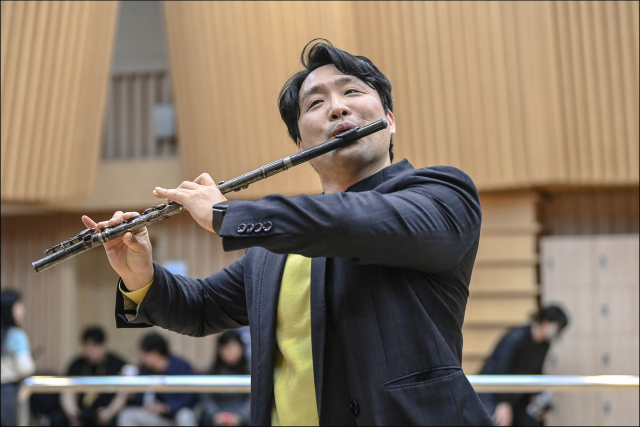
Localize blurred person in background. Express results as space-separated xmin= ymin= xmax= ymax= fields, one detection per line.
xmin=1 ymin=289 xmax=36 ymax=426
xmin=479 ymin=306 xmax=569 ymax=426
xmin=84 ymin=39 xmax=493 ymax=425
xmin=199 ymin=331 xmax=250 ymax=426
xmin=117 ymin=333 xmax=197 ymax=426
xmin=61 ymin=326 xmax=128 ymax=426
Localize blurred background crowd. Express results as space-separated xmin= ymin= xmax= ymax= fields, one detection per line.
xmin=1 ymin=1 xmax=638 ymax=426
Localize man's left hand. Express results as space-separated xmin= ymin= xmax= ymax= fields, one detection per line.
xmin=153 ymin=173 xmax=227 ymax=233
xmin=146 ymin=400 xmax=170 ymax=415
xmin=96 ymin=407 xmax=112 ymax=425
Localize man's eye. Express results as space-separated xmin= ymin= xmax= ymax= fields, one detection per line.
xmin=345 ymin=89 xmax=360 ymax=95
xmin=309 ymin=100 xmax=322 ymax=109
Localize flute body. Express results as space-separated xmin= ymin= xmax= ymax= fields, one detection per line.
xmin=32 ymin=119 xmax=388 ymax=273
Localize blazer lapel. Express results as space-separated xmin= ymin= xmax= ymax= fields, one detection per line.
xmin=254 ymin=251 xmax=287 ymax=425
xmin=310 ymin=257 xmax=327 ymax=420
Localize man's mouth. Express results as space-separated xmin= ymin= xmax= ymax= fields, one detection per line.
xmin=331 ymin=122 xmax=357 ymax=137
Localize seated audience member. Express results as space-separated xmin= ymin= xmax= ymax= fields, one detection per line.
xmin=61 ymin=326 xmax=128 ymax=426
xmin=479 ymin=306 xmax=569 ymax=426
xmin=1 ymin=290 xmax=36 ymax=426
xmin=200 ymin=331 xmax=250 ymax=426
xmin=118 ymin=333 xmax=197 ymax=426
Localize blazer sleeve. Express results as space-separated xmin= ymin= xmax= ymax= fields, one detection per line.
xmin=115 ymin=256 xmax=248 ymax=337
xmin=220 ymin=166 xmax=481 ymax=273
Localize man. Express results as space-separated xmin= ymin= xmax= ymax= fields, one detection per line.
xmin=83 ymin=40 xmax=493 ymax=425
xmin=61 ymin=326 xmax=128 ymax=426
xmin=479 ymin=306 xmax=569 ymax=426
xmin=117 ymin=333 xmax=197 ymax=426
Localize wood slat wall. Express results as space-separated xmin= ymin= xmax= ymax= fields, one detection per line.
xmin=540 ymin=187 xmax=640 ymax=235
xmin=163 ymin=1 xmax=638 ymax=197
xmin=162 ymin=1 xmax=357 ymax=199
xmin=0 ymin=211 xmax=244 ymax=373
xmin=462 ymin=191 xmax=541 ymax=374
xmin=1 ymin=1 xmax=118 ymax=203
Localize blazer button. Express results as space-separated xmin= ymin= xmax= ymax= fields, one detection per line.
xmin=350 ymin=400 xmax=359 ymax=416
xmin=237 ymin=223 xmax=247 ymax=234
xmin=245 ymin=223 xmax=255 ymax=233
xmin=262 ymin=221 xmax=273 ymax=232
xmin=254 ymin=223 xmax=263 ymax=233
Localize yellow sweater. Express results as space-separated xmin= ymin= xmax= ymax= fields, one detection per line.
xmin=120 ymin=255 xmax=318 ymax=426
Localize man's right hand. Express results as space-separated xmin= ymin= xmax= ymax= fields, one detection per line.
xmin=493 ymin=402 xmax=513 ymax=426
xmin=82 ymin=211 xmax=154 ymax=291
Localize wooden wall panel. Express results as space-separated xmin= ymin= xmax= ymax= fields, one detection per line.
xmin=0 ymin=1 xmax=118 ymax=203
xmin=162 ymin=1 xmax=638 ymax=198
xmin=0 ymin=211 xmax=244 ymax=373
xmin=163 ymin=1 xmax=357 ymax=199
xmin=540 ymin=187 xmax=640 ymax=235
xmin=462 ymin=191 xmax=541 ymax=373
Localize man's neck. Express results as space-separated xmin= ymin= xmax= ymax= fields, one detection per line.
xmin=320 ymin=157 xmax=391 ymax=194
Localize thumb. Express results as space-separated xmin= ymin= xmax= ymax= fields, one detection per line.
xmin=122 ymin=232 xmax=147 ymax=254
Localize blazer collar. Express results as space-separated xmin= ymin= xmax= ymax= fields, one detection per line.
xmin=346 ymin=159 xmax=414 ymax=193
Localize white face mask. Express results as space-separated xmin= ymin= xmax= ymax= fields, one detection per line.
xmin=544 ymin=323 xmax=559 ymax=341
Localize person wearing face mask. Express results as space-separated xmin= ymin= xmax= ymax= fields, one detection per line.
xmin=478 ymin=306 xmax=569 ymax=426
xmin=84 ymin=39 xmax=493 ymax=425
xmin=200 ymin=331 xmax=251 ymax=426
xmin=1 ymin=289 xmax=36 ymax=426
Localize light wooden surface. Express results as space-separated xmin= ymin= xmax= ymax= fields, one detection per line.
xmin=1 ymin=1 xmax=119 ymax=203
xmin=462 ymin=191 xmax=541 ymax=373
xmin=1 ymin=1 xmax=638 ymax=204
xmin=542 ymin=234 xmax=640 ymax=426
xmin=163 ymin=0 xmax=639 ymax=197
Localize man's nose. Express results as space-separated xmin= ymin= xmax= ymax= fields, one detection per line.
xmin=328 ymin=97 xmax=350 ymax=120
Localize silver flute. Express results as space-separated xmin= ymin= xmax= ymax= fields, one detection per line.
xmin=32 ymin=119 xmax=388 ymax=273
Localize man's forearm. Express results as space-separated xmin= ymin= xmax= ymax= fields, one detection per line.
xmin=60 ymin=391 xmax=78 ymax=418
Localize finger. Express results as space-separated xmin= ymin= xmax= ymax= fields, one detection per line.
xmin=122 ymin=232 xmax=147 ymax=255
xmin=153 ymin=187 xmax=190 ymax=203
xmin=123 ymin=211 xmax=141 ymax=220
xmin=96 ymin=221 xmax=109 ymax=231
xmin=82 ymin=215 xmax=97 ymax=229
xmin=194 ymin=173 xmax=215 ymax=186
xmin=108 ymin=211 xmax=124 ymax=226
xmin=177 ymin=181 xmax=199 ymax=190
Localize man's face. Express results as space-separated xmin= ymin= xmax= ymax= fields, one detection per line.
xmin=83 ymin=341 xmax=107 ymax=365
xmin=141 ymin=350 xmax=167 ymax=373
xmin=297 ymin=64 xmax=395 ymax=176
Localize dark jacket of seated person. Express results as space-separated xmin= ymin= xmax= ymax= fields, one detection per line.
xmin=200 ymin=330 xmax=251 ymax=426
xmin=130 ymin=334 xmax=198 ymax=417
xmin=479 ymin=306 xmax=569 ymax=426
xmin=61 ymin=326 xmax=128 ymax=426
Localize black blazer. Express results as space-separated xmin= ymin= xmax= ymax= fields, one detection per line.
xmin=116 ymin=159 xmax=493 ymax=426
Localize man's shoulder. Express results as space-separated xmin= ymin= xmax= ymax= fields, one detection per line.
xmin=106 ymin=353 xmax=127 ymax=369
xmin=168 ymin=354 xmax=194 ymax=373
xmin=384 ymin=162 xmax=478 ymax=197
xmin=67 ymin=356 xmax=87 ymax=375
xmin=405 ymin=164 xmax=475 ymax=185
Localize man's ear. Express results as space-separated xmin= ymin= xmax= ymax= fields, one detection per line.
xmin=386 ymin=110 xmax=396 ymax=136
xmin=296 ymin=137 xmax=303 ymax=152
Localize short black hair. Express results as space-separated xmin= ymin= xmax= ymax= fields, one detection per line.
xmin=140 ymin=333 xmax=169 ymax=356
xmin=278 ymin=39 xmax=394 ymax=162
xmin=81 ymin=326 xmax=106 ymax=344
xmin=218 ymin=330 xmax=242 ymax=346
xmin=533 ymin=305 xmax=569 ymax=330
